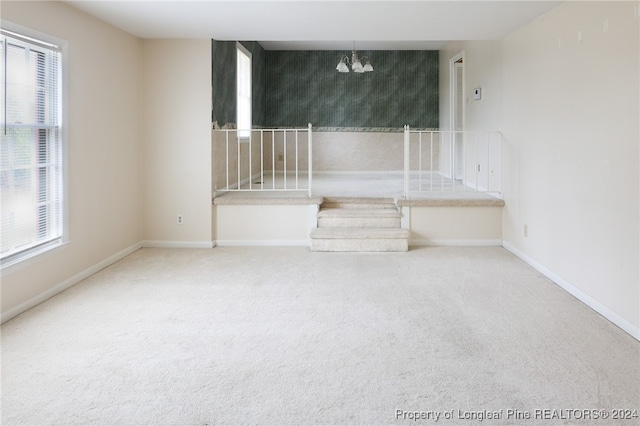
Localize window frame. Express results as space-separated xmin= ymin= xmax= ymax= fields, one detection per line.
xmin=236 ymin=42 xmax=252 ymax=140
xmin=1 ymin=21 xmax=68 ymax=271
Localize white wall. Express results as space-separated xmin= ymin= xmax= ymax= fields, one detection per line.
xmin=140 ymin=39 xmax=212 ymax=247
xmin=409 ymin=206 xmax=503 ymax=246
xmin=501 ymin=1 xmax=639 ymax=336
xmin=1 ymin=1 xmax=142 ymax=320
xmin=439 ymin=2 xmax=639 ymax=338
xmin=439 ymin=41 xmax=502 ymax=133
xmin=215 ymin=205 xmax=312 ymax=245
xmin=439 ymin=41 xmax=503 ymax=188
xmin=1 ymin=4 xmax=214 ymax=320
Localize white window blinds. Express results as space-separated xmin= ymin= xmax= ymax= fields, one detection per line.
xmin=236 ymin=43 xmax=252 ymax=138
xmin=1 ymin=29 xmax=63 ymax=265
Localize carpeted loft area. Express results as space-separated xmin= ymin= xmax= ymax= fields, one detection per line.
xmin=2 ymin=247 xmax=638 ymax=425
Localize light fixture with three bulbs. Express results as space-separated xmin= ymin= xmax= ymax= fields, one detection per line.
xmin=336 ymin=42 xmax=373 ymax=73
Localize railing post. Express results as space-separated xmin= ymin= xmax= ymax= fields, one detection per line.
xmin=237 ymin=130 xmax=241 ymax=190
xmin=272 ymin=129 xmax=275 ymax=190
xmin=308 ymin=123 xmax=313 ymax=197
xmin=225 ymin=130 xmax=229 ymax=190
xmin=403 ymin=125 xmax=410 ymax=198
xmin=295 ymin=129 xmax=299 ymax=189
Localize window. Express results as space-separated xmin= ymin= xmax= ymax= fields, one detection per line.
xmin=236 ymin=43 xmax=251 ymax=139
xmin=1 ymin=29 xmax=64 ymax=267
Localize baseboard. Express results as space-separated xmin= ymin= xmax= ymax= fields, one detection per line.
xmin=502 ymin=241 xmax=640 ymax=342
xmin=141 ymin=240 xmax=215 ymax=249
xmin=1 ymin=242 xmax=142 ymax=324
xmin=410 ymin=238 xmax=503 ymax=247
xmin=215 ymin=239 xmax=310 ymax=247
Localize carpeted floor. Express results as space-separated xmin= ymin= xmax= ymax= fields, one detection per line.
xmin=1 ymin=247 xmax=638 ymax=425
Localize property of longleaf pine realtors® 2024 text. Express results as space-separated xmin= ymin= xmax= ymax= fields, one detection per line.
xmin=395 ymin=408 xmax=639 ymax=422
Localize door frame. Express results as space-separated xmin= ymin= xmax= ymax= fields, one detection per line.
xmin=449 ymin=51 xmax=465 ymax=181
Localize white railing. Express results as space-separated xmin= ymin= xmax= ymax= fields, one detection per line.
xmin=213 ymin=124 xmax=501 ymax=199
xmin=404 ymin=127 xmax=503 ymax=198
xmin=213 ymin=124 xmax=313 ymax=196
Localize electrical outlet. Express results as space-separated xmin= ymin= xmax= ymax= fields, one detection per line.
xmin=177 ymin=214 xmax=184 ymax=225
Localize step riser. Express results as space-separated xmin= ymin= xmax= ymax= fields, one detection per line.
xmin=311 ymin=228 xmax=410 ymax=239
xmin=312 ymin=198 xmax=408 ymax=253
xmin=318 ymin=217 xmax=401 ymax=228
xmin=322 ymin=203 xmax=397 ymax=210
xmin=310 ymin=238 xmax=408 ymax=252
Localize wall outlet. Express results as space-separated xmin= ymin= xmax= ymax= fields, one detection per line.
xmin=177 ymin=214 xmax=184 ymax=225
xmin=524 ymin=224 xmax=528 ymax=238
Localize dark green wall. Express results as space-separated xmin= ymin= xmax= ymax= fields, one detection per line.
xmin=211 ymin=40 xmax=266 ymax=127
xmin=211 ymin=40 xmax=236 ymax=126
xmin=212 ymin=42 xmax=439 ymax=129
xmin=266 ymin=50 xmax=438 ymax=128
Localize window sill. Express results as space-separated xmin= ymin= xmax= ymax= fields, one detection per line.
xmin=1 ymin=240 xmax=70 ymax=276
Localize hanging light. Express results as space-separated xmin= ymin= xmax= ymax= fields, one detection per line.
xmin=336 ymin=58 xmax=349 ymax=73
xmin=336 ymin=42 xmax=373 ymax=73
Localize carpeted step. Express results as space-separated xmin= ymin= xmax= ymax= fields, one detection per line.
xmin=310 ymin=227 xmax=409 ymax=252
xmin=321 ymin=197 xmax=397 ymax=210
xmin=317 ymin=208 xmax=402 ymax=228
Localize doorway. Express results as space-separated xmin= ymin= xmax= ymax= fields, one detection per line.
xmin=450 ymin=53 xmax=464 ymax=181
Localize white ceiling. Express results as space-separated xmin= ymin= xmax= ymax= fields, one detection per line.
xmin=65 ymin=0 xmax=561 ymax=50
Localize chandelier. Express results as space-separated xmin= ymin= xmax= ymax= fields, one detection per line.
xmin=336 ymin=42 xmax=373 ymax=73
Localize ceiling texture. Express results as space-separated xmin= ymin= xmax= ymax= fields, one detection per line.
xmin=64 ymin=0 xmax=561 ymax=50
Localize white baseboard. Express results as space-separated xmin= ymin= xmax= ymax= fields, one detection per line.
xmin=502 ymin=241 xmax=640 ymax=342
xmin=1 ymin=242 xmax=142 ymax=324
xmin=215 ymin=239 xmax=310 ymax=247
xmin=141 ymin=240 xmax=215 ymax=249
xmin=411 ymin=238 xmax=503 ymax=247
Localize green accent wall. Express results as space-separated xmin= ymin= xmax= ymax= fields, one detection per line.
xmin=211 ymin=40 xmax=236 ymax=126
xmin=266 ymin=50 xmax=438 ymax=128
xmin=212 ymin=42 xmax=439 ymax=129
xmin=211 ymin=40 xmax=266 ymax=127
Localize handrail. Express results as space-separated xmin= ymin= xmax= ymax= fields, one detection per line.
xmin=212 ymin=124 xmax=313 ymax=195
xmin=404 ymin=126 xmax=503 ymax=198
xmin=213 ymin=124 xmax=501 ymax=199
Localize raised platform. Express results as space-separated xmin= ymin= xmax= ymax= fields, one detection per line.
xmin=214 ymin=171 xmax=503 ymax=202
xmin=213 ymin=170 xmax=503 ymax=247
xmin=213 ymin=192 xmax=504 ymax=248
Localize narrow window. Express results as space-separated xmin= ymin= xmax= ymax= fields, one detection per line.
xmin=1 ymin=29 xmax=64 ymax=267
xmin=236 ymin=43 xmax=251 ymax=139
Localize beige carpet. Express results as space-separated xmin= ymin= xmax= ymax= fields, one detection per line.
xmin=1 ymin=247 xmax=638 ymax=425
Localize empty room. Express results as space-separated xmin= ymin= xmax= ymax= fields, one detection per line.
xmin=1 ymin=1 xmax=639 ymax=424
